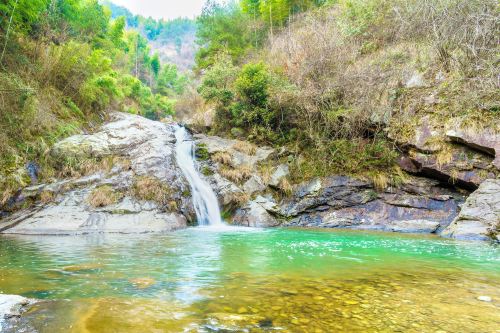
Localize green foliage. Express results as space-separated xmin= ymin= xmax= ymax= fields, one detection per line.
xmin=290 ymin=138 xmax=398 ymax=181
xmin=196 ymin=1 xmax=260 ymax=69
xmin=198 ymin=53 xmax=238 ymax=106
xmin=231 ymin=62 xmax=275 ymax=132
xmin=195 ymin=144 xmax=210 ymax=161
xmin=150 ymin=53 xmax=160 ymax=77
xmin=0 ymin=0 xmax=184 ymax=201
xmin=0 ymin=0 xmax=47 ymax=33
xmin=337 ymin=0 xmax=382 ymax=36
xmin=156 ymin=64 xmax=187 ymax=96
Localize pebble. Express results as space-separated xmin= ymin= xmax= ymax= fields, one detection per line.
xmin=237 ymin=307 xmax=248 ymax=314
xmin=477 ymin=296 xmax=492 ymax=302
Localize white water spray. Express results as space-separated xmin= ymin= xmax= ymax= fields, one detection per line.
xmin=175 ymin=126 xmax=224 ymax=226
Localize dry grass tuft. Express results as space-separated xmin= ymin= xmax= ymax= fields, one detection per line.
xmin=371 ymin=173 xmax=389 ymax=191
xmin=87 ymin=186 xmax=121 ymax=208
xmin=132 ymin=176 xmax=172 ymax=206
xmin=58 ymin=156 xmax=131 ymax=179
xmin=220 ymin=165 xmax=253 ymax=184
xmin=436 ymin=145 xmax=454 ymax=169
xmin=227 ymin=192 xmax=251 ymax=206
xmin=278 ymin=178 xmax=293 ymax=196
xmin=258 ymin=164 xmax=274 ymax=186
xmin=40 ymin=190 xmax=55 ymax=204
xmin=212 ymin=151 xmax=233 ymax=165
xmin=233 ymin=141 xmax=257 ymax=155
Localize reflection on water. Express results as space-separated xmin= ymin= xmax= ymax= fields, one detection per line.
xmin=0 ymin=228 xmax=499 ymax=332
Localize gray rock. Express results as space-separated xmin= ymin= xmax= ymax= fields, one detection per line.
xmin=269 ymin=164 xmax=290 ymax=187
xmin=386 ymin=220 xmax=441 ymax=233
xmin=1 ymin=113 xmax=193 ymax=234
xmin=0 ymin=294 xmax=31 ymax=321
xmin=233 ymin=200 xmax=280 ymax=227
xmin=446 ymin=127 xmax=500 ymax=170
xmin=243 ymin=176 xmax=266 ymax=195
xmin=3 ymin=191 xmax=187 ymax=235
xmin=281 ymin=175 xmax=461 ymax=235
xmin=207 ymin=173 xmax=244 ymax=206
xmin=442 ymin=179 xmax=500 ymax=241
xmin=194 ymin=134 xmax=274 ymax=168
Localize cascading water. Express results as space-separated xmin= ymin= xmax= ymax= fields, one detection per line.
xmin=174 ymin=126 xmax=224 ymax=226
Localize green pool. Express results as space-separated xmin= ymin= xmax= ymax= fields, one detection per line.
xmin=1 ymin=227 xmax=499 ymax=332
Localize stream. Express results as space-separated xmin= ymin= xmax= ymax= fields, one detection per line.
xmin=0 ymin=229 xmax=499 ymax=332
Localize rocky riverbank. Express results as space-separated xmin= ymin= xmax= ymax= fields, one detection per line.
xmin=0 ymin=294 xmax=33 ymax=331
xmin=0 ymin=112 xmax=498 ymax=241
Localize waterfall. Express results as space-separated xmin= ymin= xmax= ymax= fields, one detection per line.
xmin=174 ymin=126 xmax=224 ymax=226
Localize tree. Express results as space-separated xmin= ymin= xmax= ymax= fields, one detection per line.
xmin=196 ymin=1 xmax=256 ymax=69
xmin=150 ymin=53 xmax=160 ymax=78
xmin=108 ymin=16 xmax=125 ymax=48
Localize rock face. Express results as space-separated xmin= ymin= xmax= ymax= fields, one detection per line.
xmin=0 ymin=113 xmax=191 ymax=235
xmin=389 ymin=116 xmax=498 ymax=191
xmin=233 ymin=196 xmax=280 ymax=228
xmin=0 ymin=294 xmax=32 ymax=328
xmin=231 ymin=174 xmax=466 ymax=236
xmin=194 ymin=134 xmax=274 ymax=168
xmin=446 ymin=127 xmax=500 ymax=170
xmin=442 ymin=179 xmax=500 ymax=241
xmin=278 ymin=176 xmax=462 ymax=234
xmin=233 ymin=195 xmax=280 ymax=228
xmin=231 ymin=173 xmax=467 ymax=235
xmin=193 ymin=134 xmax=274 ymax=205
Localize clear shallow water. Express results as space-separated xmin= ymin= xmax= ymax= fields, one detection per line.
xmin=0 ymin=228 xmax=499 ymax=332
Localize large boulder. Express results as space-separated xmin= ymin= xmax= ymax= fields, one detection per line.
xmin=442 ymin=179 xmax=500 ymax=241
xmin=0 ymin=113 xmax=192 ymax=235
xmin=233 ymin=196 xmax=280 ymax=227
xmin=400 ymin=145 xmax=496 ymax=190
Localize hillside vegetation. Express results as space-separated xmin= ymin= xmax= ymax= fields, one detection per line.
xmin=190 ymin=0 xmax=499 ymax=183
xmin=102 ymin=1 xmax=197 ymax=71
xmin=0 ymin=0 xmax=187 ymax=205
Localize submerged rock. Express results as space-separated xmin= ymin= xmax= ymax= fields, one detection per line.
xmin=442 ymin=179 xmax=500 ymax=242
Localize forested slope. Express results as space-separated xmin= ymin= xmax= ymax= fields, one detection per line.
xmin=0 ymin=0 xmax=186 ymax=205
xmin=188 ymin=0 xmax=499 ymax=188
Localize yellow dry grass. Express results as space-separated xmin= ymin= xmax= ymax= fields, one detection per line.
xmin=132 ymin=176 xmax=171 ymax=206
xmin=278 ymin=178 xmax=293 ymax=196
xmin=436 ymin=145 xmax=454 ymax=170
xmin=212 ymin=151 xmax=233 ymax=165
xmin=40 ymin=190 xmax=55 ymax=204
xmin=87 ymin=186 xmax=121 ymax=208
xmin=233 ymin=141 xmax=257 ymax=155
xmin=227 ymin=192 xmax=251 ymax=206
xmin=371 ymin=173 xmax=389 ymax=191
xmin=220 ymin=165 xmax=253 ymax=184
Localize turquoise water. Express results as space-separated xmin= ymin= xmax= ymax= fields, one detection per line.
xmin=1 ymin=228 xmax=499 ymax=332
